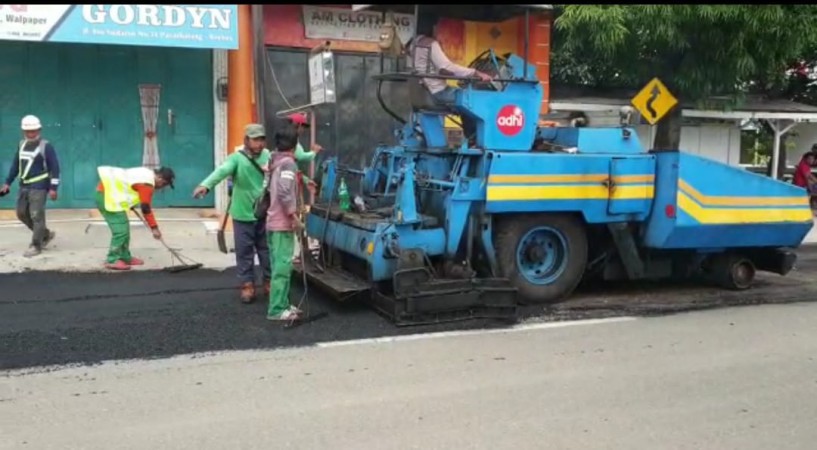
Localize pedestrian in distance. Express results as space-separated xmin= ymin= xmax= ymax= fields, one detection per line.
xmin=95 ymin=165 xmax=175 ymax=270
xmin=193 ymin=123 xmax=272 ymax=304
xmin=793 ymin=151 xmax=817 ymax=210
xmin=265 ymin=124 xmax=306 ymax=321
xmin=0 ymin=115 xmax=61 ymax=258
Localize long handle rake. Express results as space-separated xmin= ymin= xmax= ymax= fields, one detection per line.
xmin=131 ymin=209 xmax=204 ymax=273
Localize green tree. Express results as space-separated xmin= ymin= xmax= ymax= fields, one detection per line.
xmin=553 ymin=5 xmax=817 ymax=150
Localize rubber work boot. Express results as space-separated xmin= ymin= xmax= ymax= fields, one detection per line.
xmin=240 ymin=282 xmax=255 ymax=304
xmin=43 ymin=231 xmax=56 ymax=248
xmin=128 ymin=257 xmax=145 ymax=266
xmin=266 ymin=306 xmax=302 ymax=321
xmin=105 ymin=260 xmax=131 ymax=271
xmin=23 ymin=245 xmax=41 ymax=258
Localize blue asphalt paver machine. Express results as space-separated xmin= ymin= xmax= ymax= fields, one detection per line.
xmin=296 ymin=4 xmax=815 ymax=326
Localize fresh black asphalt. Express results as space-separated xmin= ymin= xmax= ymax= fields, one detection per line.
xmin=0 ymin=268 xmax=507 ymax=371
xmin=3 ymin=247 xmax=817 ymax=371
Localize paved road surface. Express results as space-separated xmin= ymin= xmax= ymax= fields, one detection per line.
xmin=2 ymin=247 xmax=817 ymax=371
xmin=2 ymin=303 xmax=816 ymax=450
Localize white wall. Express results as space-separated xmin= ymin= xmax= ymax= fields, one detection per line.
xmin=678 ymin=123 xmax=742 ymax=165
xmin=576 ymin=111 xmax=742 ymax=166
xmin=213 ymin=49 xmax=229 ymax=213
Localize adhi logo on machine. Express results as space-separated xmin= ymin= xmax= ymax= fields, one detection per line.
xmin=496 ymin=105 xmax=525 ymax=136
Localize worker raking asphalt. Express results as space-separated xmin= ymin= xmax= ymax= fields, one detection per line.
xmin=3 ymin=248 xmax=817 ymax=372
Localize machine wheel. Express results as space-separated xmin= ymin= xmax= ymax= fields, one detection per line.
xmin=495 ymin=213 xmax=588 ymax=304
xmin=710 ymin=253 xmax=756 ymax=290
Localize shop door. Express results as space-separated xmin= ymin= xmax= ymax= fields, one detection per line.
xmin=263 ymin=48 xmax=409 ymax=171
xmin=0 ymin=42 xmax=214 ymax=210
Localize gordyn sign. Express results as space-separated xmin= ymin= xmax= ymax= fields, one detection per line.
xmin=81 ymin=5 xmax=232 ymax=29
xmin=0 ymin=4 xmax=238 ymax=49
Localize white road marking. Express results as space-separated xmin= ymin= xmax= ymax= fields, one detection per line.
xmin=316 ymin=316 xmax=637 ymax=348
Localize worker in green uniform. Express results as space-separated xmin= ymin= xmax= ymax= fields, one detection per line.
xmin=286 ymin=112 xmax=323 ymax=264
xmin=264 ymin=124 xmax=305 ymax=321
xmin=286 ymin=112 xmax=322 ymax=190
xmin=193 ymin=123 xmax=272 ymax=303
xmin=96 ymin=166 xmax=175 ymax=271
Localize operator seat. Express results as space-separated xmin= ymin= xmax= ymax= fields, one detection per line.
xmin=408 ymin=80 xmax=451 ymax=114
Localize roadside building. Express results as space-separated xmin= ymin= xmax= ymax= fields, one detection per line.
xmin=0 ymin=4 xmax=238 ymax=211
xmin=259 ymin=4 xmax=552 ymax=162
xmin=549 ymin=86 xmax=817 ymax=180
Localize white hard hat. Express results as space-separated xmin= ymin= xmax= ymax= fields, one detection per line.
xmin=21 ymin=115 xmax=41 ymax=131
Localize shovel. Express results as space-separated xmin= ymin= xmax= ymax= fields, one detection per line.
xmin=217 ymin=198 xmax=232 ymax=254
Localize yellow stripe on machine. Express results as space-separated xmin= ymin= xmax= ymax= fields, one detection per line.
xmin=487 ymin=184 xmax=654 ymax=201
xmin=678 ymin=180 xmax=808 ymax=207
xmin=677 ymin=191 xmax=813 ymax=224
xmin=488 ymin=174 xmax=655 ymax=184
xmin=486 ymin=173 xmax=655 ymax=201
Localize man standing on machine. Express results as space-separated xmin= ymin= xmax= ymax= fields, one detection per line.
xmin=408 ymin=16 xmax=493 ymax=144
xmin=265 ymin=124 xmax=305 ymax=321
xmin=193 ymin=124 xmax=272 ymax=304
xmin=95 ymin=165 xmax=175 ymax=271
xmin=0 ymin=115 xmax=61 ymax=258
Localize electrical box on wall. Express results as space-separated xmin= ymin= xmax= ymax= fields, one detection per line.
xmin=216 ymin=77 xmax=228 ymax=101
xmin=309 ymin=48 xmax=337 ymax=105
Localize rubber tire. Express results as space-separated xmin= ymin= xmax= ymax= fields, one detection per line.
xmin=711 ymin=254 xmax=756 ymax=291
xmin=494 ymin=213 xmax=588 ymax=304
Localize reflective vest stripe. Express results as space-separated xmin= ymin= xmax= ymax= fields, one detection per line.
xmin=23 ymin=173 xmax=49 ymax=184
xmin=97 ymin=166 xmax=155 ymax=212
xmin=18 ymin=139 xmax=50 ymax=184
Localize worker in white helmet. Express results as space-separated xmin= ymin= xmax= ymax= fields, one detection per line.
xmin=0 ymin=115 xmax=61 ymax=257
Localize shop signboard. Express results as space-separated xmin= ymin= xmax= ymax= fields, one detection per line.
xmin=0 ymin=4 xmax=238 ymax=49
xmin=302 ymin=5 xmax=415 ymax=45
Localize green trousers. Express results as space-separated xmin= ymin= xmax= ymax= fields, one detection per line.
xmin=267 ymin=231 xmax=295 ymax=316
xmin=96 ymin=191 xmax=133 ymax=264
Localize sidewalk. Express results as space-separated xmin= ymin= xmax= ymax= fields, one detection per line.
xmin=0 ymin=209 xmax=236 ymax=274
xmin=2 ymin=210 xmax=816 ymax=274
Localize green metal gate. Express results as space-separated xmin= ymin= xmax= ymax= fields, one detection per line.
xmin=0 ymin=41 xmax=214 ymax=210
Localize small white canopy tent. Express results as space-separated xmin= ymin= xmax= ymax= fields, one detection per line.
xmin=683 ymin=99 xmax=817 ymax=179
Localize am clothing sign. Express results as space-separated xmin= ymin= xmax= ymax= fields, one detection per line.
xmin=0 ymin=4 xmax=238 ymax=49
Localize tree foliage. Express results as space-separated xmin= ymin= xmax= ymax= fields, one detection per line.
xmin=770 ymin=42 xmax=817 ymax=105
xmin=553 ymin=5 xmax=817 ymax=148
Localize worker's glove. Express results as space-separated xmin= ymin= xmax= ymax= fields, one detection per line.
xmin=306 ymin=180 xmax=318 ymax=196
xmin=476 ymin=71 xmax=492 ymax=82
xmin=192 ymin=186 xmax=209 ymax=199
xmin=152 ymin=228 xmax=162 ymax=240
xmin=0 ymin=184 xmax=10 ymax=196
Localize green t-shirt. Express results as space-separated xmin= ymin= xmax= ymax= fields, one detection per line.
xmin=292 ymin=142 xmax=317 ymax=184
xmin=200 ymin=148 xmax=271 ymax=222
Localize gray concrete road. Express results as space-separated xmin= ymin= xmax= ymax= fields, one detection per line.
xmin=3 ymin=302 xmax=817 ymax=450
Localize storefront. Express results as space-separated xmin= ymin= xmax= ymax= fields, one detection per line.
xmin=0 ymin=4 xmax=238 ymax=210
xmin=260 ymin=4 xmax=551 ymax=164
